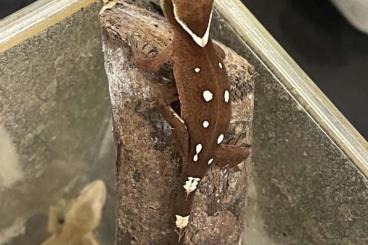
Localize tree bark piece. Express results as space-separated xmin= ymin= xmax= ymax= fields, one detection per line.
xmin=99 ymin=2 xmax=255 ymax=244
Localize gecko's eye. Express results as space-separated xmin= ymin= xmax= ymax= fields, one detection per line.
xmin=58 ymin=217 xmax=65 ymax=225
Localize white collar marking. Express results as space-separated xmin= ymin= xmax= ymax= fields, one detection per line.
xmin=173 ymin=4 xmax=213 ymax=48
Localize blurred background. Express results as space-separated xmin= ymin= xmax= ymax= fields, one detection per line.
xmin=0 ymin=0 xmax=37 ymax=19
xmin=242 ymin=0 xmax=368 ymax=140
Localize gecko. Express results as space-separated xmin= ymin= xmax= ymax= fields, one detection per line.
xmin=41 ymin=180 xmax=106 ymax=245
xmin=131 ymin=0 xmax=251 ymax=244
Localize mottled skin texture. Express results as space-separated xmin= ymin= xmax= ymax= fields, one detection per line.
xmin=131 ymin=0 xmax=250 ymax=244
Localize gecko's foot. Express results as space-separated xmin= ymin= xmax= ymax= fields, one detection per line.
xmin=128 ymin=34 xmax=157 ymax=71
xmin=153 ymin=82 xmax=178 ymax=105
xmin=146 ymin=83 xmax=179 ymax=110
xmin=128 ymin=33 xmax=173 ymax=76
xmin=129 ymin=33 xmax=158 ymax=59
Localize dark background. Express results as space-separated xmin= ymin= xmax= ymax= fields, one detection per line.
xmin=242 ymin=0 xmax=368 ymax=139
xmin=0 ymin=0 xmax=36 ymax=18
xmin=1 ymin=0 xmax=367 ymax=139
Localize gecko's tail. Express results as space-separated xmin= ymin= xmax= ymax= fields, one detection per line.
xmin=169 ymin=174 xmax=201 ymax=245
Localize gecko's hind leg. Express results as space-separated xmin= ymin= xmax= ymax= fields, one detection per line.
xmin=214 ymin=144 xmax=251 ymax=169
xmin=156 ymin=100 xmax=189 ymax=161
xmin=149 ymin=81 xmax=178 ymax=106
xmin=129 ymin=37 xmax=179 ymax=106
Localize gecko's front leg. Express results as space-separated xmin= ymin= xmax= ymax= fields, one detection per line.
xmin=130 ymin=41 xmax=188 ymax=157
xmin=131 ymin=40 xmax=173 ymax=74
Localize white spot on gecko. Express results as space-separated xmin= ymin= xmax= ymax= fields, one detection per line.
xmin=183 ymin=177 xmax=200 ymax=196
xmin=173 ymin=3 xmax=213 ymax=47
xmin=175 ymin=215 xmax=190 ymax=229
xmin=203 ymin=90 xmax=213 ymax=102
xmin=208 ymin=158 xmax=214 ymax=165
xmin=174 ymin=112 xmax=185 ymax=124
xmin=224 ymin=90 xmax=230 ymax=103
xmin=202 ymin=121 xmax=210 ymax=128
xmin=196 ymin=144 xmax=202 ymax=154
xmin=219 ymin=62 xmax=223 ymax=69
xmin=193 ymin=154 xmax=198 ymax=162
xmin=217 ymin=134 xmax=224 ymax=144
xmin=194 ymin=67 xmax=201 ymax=73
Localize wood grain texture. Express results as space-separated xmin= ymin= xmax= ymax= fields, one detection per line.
xmin=99 ymin=1 xmax=254 ymax=244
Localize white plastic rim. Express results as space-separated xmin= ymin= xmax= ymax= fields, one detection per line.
xmin=0 ymin=0 xmax=96 ymax=53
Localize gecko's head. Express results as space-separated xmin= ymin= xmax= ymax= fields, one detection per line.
xmin=161 ymin=0 xmax=215 ymax=47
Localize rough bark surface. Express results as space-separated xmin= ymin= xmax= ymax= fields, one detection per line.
xmin=99 ymin=1 xmax=255 ymax=244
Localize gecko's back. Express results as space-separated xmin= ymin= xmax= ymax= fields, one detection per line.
xmin=172 ymin=33 xmax=231 ymax=177
xmin=146 ymin=1 xmax=251 ymax=244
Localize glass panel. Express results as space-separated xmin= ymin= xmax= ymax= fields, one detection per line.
xmin=212 ymin=1 xmax=368 ymax=244
xmin=0 ymin=1 xmax=114 ymax=244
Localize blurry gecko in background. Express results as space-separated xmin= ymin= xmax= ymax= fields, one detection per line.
xmin=41 ymin=180 xmax=106 ymax=245
xmin=131 ymin=0 xmax=251 ymax=243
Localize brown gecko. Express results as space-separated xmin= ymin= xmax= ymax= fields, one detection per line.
xmin=131 ymin=0 xmax=251 ymax=243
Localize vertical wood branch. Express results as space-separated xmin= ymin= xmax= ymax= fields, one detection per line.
xmin=99 ymin=2 xmax=255 ymax=244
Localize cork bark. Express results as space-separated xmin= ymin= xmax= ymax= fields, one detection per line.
xmin=99 ymin=1 xmax=255 ymax=244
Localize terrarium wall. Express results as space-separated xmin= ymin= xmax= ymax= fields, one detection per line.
xmin=0 ymin=2 xmax=115 ymax=245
